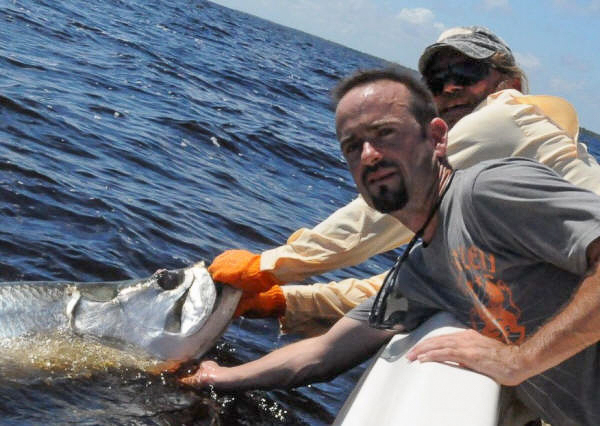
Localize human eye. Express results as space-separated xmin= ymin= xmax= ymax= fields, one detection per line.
xmin=373 ymin=126 xmax=398 ymax=144
xmin=341 ymin=139 xmax=361 ymax=158
xmin=377 ymin=126 xmax=395 ymax=138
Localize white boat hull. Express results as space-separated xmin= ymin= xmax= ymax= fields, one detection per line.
xmin=334 ymin=312 xmax=500 ymax=426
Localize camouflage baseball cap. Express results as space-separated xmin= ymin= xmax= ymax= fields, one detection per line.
xmin=418 ymin=26 xmax=515 ymax=74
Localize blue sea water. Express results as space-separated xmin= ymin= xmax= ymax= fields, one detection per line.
xmin=0 ymin=0 xmax=401 ymax=424
xmin=1 ymin=0 xmax=599 ymax=424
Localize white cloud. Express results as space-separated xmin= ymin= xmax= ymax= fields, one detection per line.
xmin=552 ymin=0 xmax=600 ymax=12
xmin=560 ymin=55 xmax=591 ymax=73
xmin=514 ymin=52 xmax=541 ymax=70
xmin=483 ymin=0 xmax=510 ymax=9
xmin=210 ymin=0 xmax=446 ymax=65
xmin=395 ymin=7 xmax=445 ymax=36
xmin=434 ymin=22 xmax=446 ymax=31
xmin=549 ymin=77 xmax=584 ymax=92
xmin=397 ymin=8 xmax=435 ymax=25
xmin=552 ymin=0 xmax=573 ymax=8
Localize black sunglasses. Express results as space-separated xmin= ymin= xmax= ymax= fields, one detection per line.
xmin=424 ymin=61 xmax=492 ymax=96
xmin=368 ymin=230 xmax=421 ymax=330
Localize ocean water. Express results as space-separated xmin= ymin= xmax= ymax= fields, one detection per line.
xmin=1 ymin=0 xmax=599 ymax=424
xmin=0 ymin=0 xmax=398 ymax=424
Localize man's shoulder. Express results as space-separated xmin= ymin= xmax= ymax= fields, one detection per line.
xmin=483 ymin=90 xmax=578 ymax=138
xmin=454 ymin=157 xmax=562 ymax=202
xmin=458 ymin=157 xmax=555 ymax=182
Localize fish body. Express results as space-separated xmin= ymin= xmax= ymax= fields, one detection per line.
xmin=0 ymin=262 xmax=241 ymax=362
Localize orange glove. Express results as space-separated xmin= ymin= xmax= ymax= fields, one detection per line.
xmin=234 ymin=285 xmax=287 ymax=318
xmin=208 ymin=249 xmax=282 ymax=293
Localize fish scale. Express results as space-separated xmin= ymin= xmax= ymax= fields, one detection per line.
xmin=0 ymin=283 xmax=74 ymax=338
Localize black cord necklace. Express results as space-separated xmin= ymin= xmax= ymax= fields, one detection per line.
xmin=369 ymin=170 xmax=456 ymax=330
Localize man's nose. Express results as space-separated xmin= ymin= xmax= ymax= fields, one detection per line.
xmin=361 ymin=141 xmax=382 ymax=166
xmin=441 ymin=79 xmax=464 ymax=94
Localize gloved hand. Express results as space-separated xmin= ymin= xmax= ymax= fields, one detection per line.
xmin=234 ymin=285 xmax=286 ymax=318
xmin=208 ymin=249 xmax=282 ymax=293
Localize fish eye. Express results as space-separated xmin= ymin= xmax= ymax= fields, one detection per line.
xmin=155 ymin=269 xmax=181 ymax=290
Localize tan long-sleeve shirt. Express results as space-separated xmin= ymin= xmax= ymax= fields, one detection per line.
xmin=260 ymin=90 xmax=600 ymax=334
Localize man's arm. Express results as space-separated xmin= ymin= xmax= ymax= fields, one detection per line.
xmin=260 ymin=196 xmax=411 ymax=283
xmin=209 ymin=197 xmax=408 ymax=292
xmin=208 ymin=196 xmax=407 ymax=335
xmin=407 ymin=237 xmax=600 ymax=386
xmin=279 ymin=273 xmax=386 ymax=336
xmin=179 ymin=317 xmax=394 ymax=391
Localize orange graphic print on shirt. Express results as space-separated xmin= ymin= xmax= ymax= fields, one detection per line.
xmin=452 ymin=245 xmax=526 ymax=344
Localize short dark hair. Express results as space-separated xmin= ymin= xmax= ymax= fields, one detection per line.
xmin=331 ymin=68 xmax=438 ymax=135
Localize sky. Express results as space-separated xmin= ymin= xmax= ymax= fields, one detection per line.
xmin=210 ymin=0 xmax=599 ymax=133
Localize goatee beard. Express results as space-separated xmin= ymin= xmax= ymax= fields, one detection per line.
xmin=370 ymin=184 xmax=408 ymax=213
xmin=362 ymin=161 xmax=408 ymax=213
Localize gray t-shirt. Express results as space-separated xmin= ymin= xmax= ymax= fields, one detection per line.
xmin=348 ymin=158 xmax=600 ymax=426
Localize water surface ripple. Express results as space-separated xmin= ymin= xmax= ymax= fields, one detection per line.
xmin=2 ymin=1 xmax=598 ymax=424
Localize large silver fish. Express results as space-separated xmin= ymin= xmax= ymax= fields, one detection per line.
xmin=0 ymin=262 xmax=241 ymax=364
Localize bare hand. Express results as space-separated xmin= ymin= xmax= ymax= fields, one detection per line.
xmin=178 ymin=360 xmax=224 ymax=388
xmin=406 ymin=329 xmax=531 ymax=386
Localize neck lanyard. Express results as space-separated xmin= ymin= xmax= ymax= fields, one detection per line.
xmin=369 ymin=170 xmax=455 ymax=330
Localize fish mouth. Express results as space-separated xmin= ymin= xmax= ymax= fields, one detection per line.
xmin=130 ymin=262 xmax=220 ymax=337
xmin=68 ymin=262 xmax=241 ymax=361
xmin=170 ymin=262 xmax=218 ymax=336
xmin=178 ymin=262 xmax=243 ymax=337
xmin=155 ymin=262 xmax=242 ymax=360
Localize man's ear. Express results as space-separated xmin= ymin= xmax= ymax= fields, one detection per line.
xmin=496 ymin=76 xmax=522 ymax=92
xmin=429 ymin=117 xmax=448 ymax=158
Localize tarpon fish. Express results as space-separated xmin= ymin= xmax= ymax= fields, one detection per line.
xmin=0 ymin=262 xmax=241 ymax=363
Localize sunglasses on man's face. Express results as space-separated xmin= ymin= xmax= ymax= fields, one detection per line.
xmin=424 ymin=61 xmax=492 ymax=96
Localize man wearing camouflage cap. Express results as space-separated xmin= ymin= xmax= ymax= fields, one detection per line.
xmin=209 ymin=25 xmax=600 ymax=340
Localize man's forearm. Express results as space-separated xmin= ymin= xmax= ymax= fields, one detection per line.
xmin=180 ymin=317 xmax=393 ymax=391
xmin=212 ymin=336 xmax=340 ymax=391
xmin=280 ymin=274 xmax=385 ymax=336
xmin=261 ymin=197 xmax=410 ymax=283
xmin=516 ymin=261 xmax=600 ymax=380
